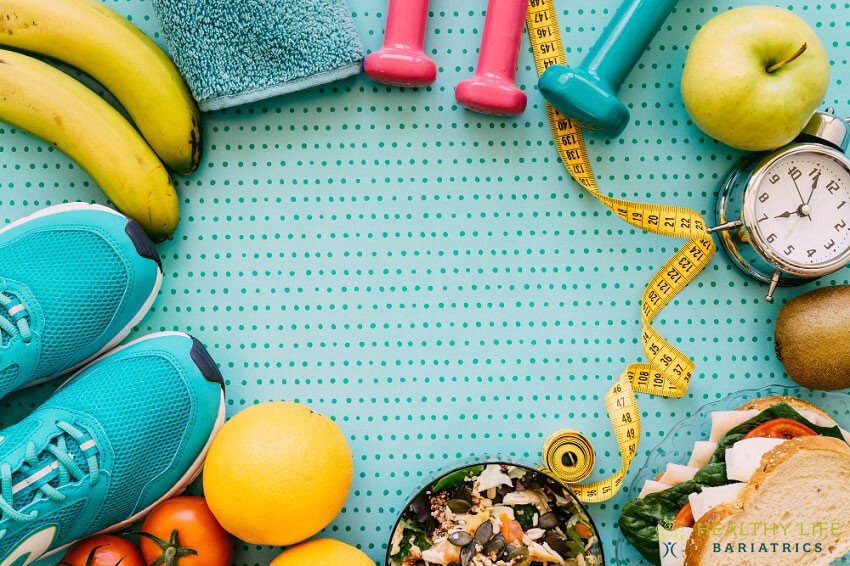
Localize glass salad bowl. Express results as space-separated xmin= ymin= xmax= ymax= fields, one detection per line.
xmin=614 ymin=385 xmax=850 ymax=565
xmin=386 ymin=457 xmax=605 ymax=566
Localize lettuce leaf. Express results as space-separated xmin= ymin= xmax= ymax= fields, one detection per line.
xmin=618 ymin=463 xmax=729 ymax=565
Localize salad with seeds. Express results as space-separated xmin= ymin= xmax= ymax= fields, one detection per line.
xmin=388 ymin=463 xmax=602 ymax=566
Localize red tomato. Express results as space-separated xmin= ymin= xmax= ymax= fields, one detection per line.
xmin=672 ymin=502 xmax=695 ymax=529
xmin=744 ymin=418 xmax=817 ymax=440
xmin=140 ymin=496 xmax=232 ymax=566
xmin=59 ymin=535 xmax=144 ymax=566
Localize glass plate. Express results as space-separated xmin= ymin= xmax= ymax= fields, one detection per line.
xmin=615 ymin=385 xmax=850 ymax=565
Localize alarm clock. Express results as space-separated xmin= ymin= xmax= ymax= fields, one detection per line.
xmin=712 ymin=109 xmax=850 ymax=302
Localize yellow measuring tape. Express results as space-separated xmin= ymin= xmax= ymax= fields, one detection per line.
xmin=527 ymin=0 xmax=716 ymax=502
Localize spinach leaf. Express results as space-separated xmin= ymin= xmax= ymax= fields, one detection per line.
xmin=514 ymin=504 xmax=537 ymax=528
xmin=618 ymin=463 xmax=728 ymax=565
xmin=431 ymin=465 xmax=485 ymax=493
xmin=390 ymin=523 xmax=432 ymax=562
xmin=709 ymin=403 xmax=845 ymax=464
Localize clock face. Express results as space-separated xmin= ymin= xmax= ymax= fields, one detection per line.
xmin=750 ymin=150 xmax=850 ymax=270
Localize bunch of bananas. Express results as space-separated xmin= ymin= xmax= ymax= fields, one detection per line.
xmin=0 ymin=0 xmax=201 ymax=242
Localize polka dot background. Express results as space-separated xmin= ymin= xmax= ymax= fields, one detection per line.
xmin=1 ymin=0 xmax=848 ymax=564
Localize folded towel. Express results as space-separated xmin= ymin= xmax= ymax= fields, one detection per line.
xmin=151 ymin=0 xmax=365 ymax=112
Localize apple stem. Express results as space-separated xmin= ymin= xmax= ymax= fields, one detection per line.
xmin=766 ymin=43 xmax=808 ymax=73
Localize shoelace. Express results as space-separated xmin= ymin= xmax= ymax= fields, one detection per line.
xmin=0 ymin=422 xmax=100 ymax=529
xmin=0 ymin=292 xmax=31 ymax=344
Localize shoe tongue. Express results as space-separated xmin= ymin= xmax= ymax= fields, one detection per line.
xmin=9 ymin=433 xmax=92 ymax=511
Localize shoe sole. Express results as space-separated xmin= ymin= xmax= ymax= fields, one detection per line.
xmin=3 ymin=203 xmax=164 ymax=391
xmin=41 ymin=331 xmax=227 ymax=561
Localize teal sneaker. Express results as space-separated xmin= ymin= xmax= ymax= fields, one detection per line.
xmin=0 ymin=203 xmax=162 ymax=399
xmin=0 ymin=332 xmax=225 ymax=565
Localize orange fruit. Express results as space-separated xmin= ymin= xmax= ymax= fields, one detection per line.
xmin=270 ymin=539 xmax=373 ymax=566
xmin=203 ymin=402 xmax=353 ymax=546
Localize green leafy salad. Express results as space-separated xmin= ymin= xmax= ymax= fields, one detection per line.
xmin=388 ymin=463 xmax=602 ymax=566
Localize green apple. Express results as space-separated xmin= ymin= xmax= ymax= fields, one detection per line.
xmin=681 ymin=6 xmax=830 ymax=151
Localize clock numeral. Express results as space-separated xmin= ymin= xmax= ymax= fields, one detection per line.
xmin=825 ymin=239 xmax=837 ymax=251
xmin=769 ymin=174 xmax=781 ymax=184
xmin=827 ymin=180 xmax=841 ymax=194
xmin=809 ymin=168 xmax=822 ymax=179
xmin=758 ymin=213 xmax=769 ymax=222
xmin=758 ymin=192 xmax=770 ymax=203
xmin=788 ymin=166 xmax=802 ymax=181
xmin=807 ymin=249 xmax=818 ymax=258
xmin=767 ymin=233 xmax=778 ymax=244
xmin=839 ymin=201 xmax=848 ymax=209
xmin=783 ymin=245 xmax=795 ymax=256
xmin=836 ymin=220 xmax=848 ymax=232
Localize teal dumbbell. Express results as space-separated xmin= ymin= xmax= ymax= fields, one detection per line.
xmin=538 ymin=0 xmax=678 ymax=137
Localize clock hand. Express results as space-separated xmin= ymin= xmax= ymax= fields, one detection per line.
xmin=806 ymin=172 xmax=820 ymax=204
xmin=773 ymin=204 xmax=814 ymax=221
xmin=790 ymin=178 xmax=814 ymax=221
xmin=773 ymin=210 xmax=797 ymax=219
xmin=791 ymin=176 xmax=807 ymax=206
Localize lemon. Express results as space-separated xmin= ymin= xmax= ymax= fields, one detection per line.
xmin=203 ymin=402 xmax=353 ymax=546
xmin=270 ymin=539 xmax=374 ymax=566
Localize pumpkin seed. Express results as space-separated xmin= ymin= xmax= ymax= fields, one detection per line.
xmin=507 ymin=545 xmax=530 ymax=560
xmin=499 ymin=543 xmax=516 ymax=560
xmin=460 ymin=542 xmax=477 ymax=566
xmin=538 ymin=511 xmax=560 ymax=529
xmin=447 ymin=499 xmax=472 ymax=514
xmin=483 ymin=533 xmax=506 ymax=556
xmin=474 ymin=520 xmax=493 ymax=545
xmin=455 ymin=485 xmax=473 ymax=503
xmin=448 ymin=531 xmax=474 ymax=547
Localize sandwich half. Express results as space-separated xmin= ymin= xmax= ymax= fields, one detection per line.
xmin=684 ymin=435 xmax=850 ymax=565
xmin=619 ymin=396 xmax=850 ymax=565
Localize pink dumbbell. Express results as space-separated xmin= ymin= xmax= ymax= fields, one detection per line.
xmin=364 ymin=0 xmax=437 ymax=87
xmin=455 ymin=0 xmax=528 ymax=116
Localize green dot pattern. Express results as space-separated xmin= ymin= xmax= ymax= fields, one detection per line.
xmin=1 ymin=1 xmax=848 ymax=565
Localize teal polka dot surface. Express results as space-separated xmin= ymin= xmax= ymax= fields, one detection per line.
xmin=1 ymin=0 xmax=849 ymax=564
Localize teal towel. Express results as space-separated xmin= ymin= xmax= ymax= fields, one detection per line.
xmin=151 ymin=0 xmax=364 ymax=112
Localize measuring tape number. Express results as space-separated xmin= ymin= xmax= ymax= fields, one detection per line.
xmin=526 ymin=0 xmax=716 ymax=502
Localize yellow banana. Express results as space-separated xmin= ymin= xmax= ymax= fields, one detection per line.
xmin=0 ymin=49 xmax=180 ymax=241
xmin=0 ymin=0 xmax=202 ymax=175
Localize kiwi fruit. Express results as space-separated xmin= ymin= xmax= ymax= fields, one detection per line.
xmin=775 ymin=285 xmax=850 ymax=390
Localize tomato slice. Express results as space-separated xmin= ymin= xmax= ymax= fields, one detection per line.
xmin=743 ymin=418 xmax=817 ymax=440
xmin=672 ymin=502 xmax=695 ymax=529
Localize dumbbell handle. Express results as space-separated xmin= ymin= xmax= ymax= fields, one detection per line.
xmin=383 ymin=0 xmax=429 ymax=51
xmin=476 ymin=0 xmax=526 ymax=81
xmin=585 ymin=0 xmax=679 ymax=89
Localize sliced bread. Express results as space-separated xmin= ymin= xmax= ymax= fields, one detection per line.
xmin=684 ymin=436 xmax=850 ymax=565
xmin=737 ymin=396 xmax=834 ymax=423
